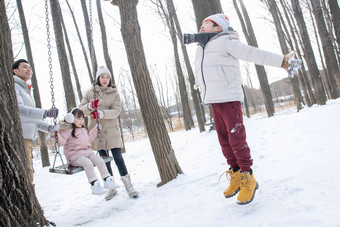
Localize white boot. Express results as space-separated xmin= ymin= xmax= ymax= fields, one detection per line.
xmin=104 ymin=176 xmax=120 ymax=189
xmin=121 ymin=174 xmax=139 ymax=198
xmin=105 ymin=188 xmax=117 ymax=201
xmin=91 ymin=181 xmax=107 ymax=195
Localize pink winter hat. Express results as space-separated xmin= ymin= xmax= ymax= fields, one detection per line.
xmin=203 ymin=14 xmax=230 ymax=32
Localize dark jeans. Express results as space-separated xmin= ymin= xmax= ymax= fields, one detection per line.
xmin=98 ymin=148 xmax=128 ymax=176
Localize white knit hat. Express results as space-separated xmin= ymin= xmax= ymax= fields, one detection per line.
xmin=96 ymin=65 xmax=111 ymax=80
xmin=203 ymin=14 xmax=230 ymax=32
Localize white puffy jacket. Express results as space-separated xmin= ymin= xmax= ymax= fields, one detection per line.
xmin=14 ymin=75 xmax=50 ymax=140
xmin=194 ymin=31 xmax=284 ymax=105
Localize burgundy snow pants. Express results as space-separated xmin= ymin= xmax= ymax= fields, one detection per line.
xmin=211 ymin=101 xmax=253 ymax=172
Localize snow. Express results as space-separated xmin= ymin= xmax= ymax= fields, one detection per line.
xmin=34 ymin=98 xmax=340 ymax=227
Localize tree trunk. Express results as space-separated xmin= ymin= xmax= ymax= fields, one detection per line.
xmin=280 ymin=0 xmax=315 ymax=106
xmin=311 ymin=0 xmax=340 ymax=96
xmin=167 ymin=0 xmax=205 ymax=132
xmin=307 ymin=0 xmax=332 ymax=99
xmin=96 ymin=0 xmax=126 ymax=152
xmin=277 ymin=4 xmax=312 ymax=107
xmin=50 ymin=0 xmax=76 ymax=110
xmin=234 ymin=0 xmax=275 ymax=117
xmin=242 ymin=85 xmax=250 ymax=118
xmin=170 ymin=17 xmax=193 ymax=130
xmin=191 ymin=0 xmax=223 ymax=32
xmin=291 ymin=0 xmax=327 ymax=105
xmin=0 ymin=1 xmax=48 ymax=224
xmin=16 ymin=0 xmax=50 ymax=167
xmin=57 ymin=1 xmax=83 ymax=102
xmin=80 ymin=0 xmax=98 ymax=79
xmin=266 ymin=0 xmax=304 ymax=111
xmin=66 ymin=0 xmax=93 ymax=83
xmin=157 ymin=1 xmax=193 ymax=130
xmin=328 ymin=0 xmax=340 ymax=52
xmin=111 ymin=0 xmax=183 ymax=186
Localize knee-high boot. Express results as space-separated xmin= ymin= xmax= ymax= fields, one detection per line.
xmin=121 ymin=174 xmax=139 ymax=198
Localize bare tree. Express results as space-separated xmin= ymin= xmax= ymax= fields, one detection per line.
xmin=110 ymin=0 xmax=183 ymax=186
xmin=65 ymin=0 xmax=93 ymax=82
xmin=119 ymin=78 xmax=135 ymax=139
xmin=265 ymin=0 xmax=304 ymax=111
xmin=234 ymin=0 xmax=275 ymax=117
xmin=96 ymin=0 xmax=114 ymax=82
xmin=328 ymin=0 xmax=340 ymax=52
xmin=280 ymin=0 xmax=314 ymax=106
xmin=307 ymin=0 xmax=332 ymax=99
xmin=170 ymin=70 xmax=182 ymax=128
xmin=57 ymin=1 xmax=83 ymax=102
xmin=152 ymin=0 xmax=193 ymax=130
xmin=167 ymin=0 xmax=205 ymax=132
xmin=291 ymin=0 xmax=326 ymax=105
xmin=16 ymin=0 xmax=50 ymax=167
xmin=80 ymin=0 xmax=98 ymax=79
xmin=0 ymin=0 xmax=49 ymax=224
xmin=311 ymin=0 xmax=340 ymax=95
xmin=50 ymin=0 xmax=76 ymax=110
xmin=150 ymin=64 xmax=174 ymax=131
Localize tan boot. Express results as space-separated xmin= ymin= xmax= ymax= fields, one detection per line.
xmin=224 ymin=168 xmax=241 ymax=198
xmin=121 ymin=174 xmax=139 ymax=198
xmin=105 ymin=189 xmax=117 ymax=201
xmin=237 ymin=171 xmax=259 ymax=205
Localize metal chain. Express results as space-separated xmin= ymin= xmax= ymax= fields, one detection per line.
xmin=89 ymin=0 xmax=93 ymax=31
xmin=45 ymin=0 xmax=67 ymax=171
xmin=44 ymin=0 xmax=56 ymax=125
xmin=89 ymin=0 xmax=96 ymax=81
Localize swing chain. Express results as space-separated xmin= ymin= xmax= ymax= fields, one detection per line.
xmin=44 ymin=0 xmax=57 ymax=126
xmin=89 ymin=0 xmax=93 ymax=32
xmin=45 ymin=0 xmax=68 ymax=172
xmin=89 ymin=0 xmax=96 ymax=81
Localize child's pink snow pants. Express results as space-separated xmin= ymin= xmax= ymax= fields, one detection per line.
xmin=211 ymin=101 xmax=253 ymax=172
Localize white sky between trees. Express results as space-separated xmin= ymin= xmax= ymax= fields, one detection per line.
xmin=6 ymin=0 xmax=319 ymax=117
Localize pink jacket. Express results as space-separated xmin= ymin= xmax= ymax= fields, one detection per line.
xmin=56 ymin=121 xmax=98 ymax=164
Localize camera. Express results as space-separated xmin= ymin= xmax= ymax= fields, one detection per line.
xmin=183 ymin=32 xmax=219 ymax=47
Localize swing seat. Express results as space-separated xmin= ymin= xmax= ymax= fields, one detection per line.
xmin=49 ymin=156 xmax=113 ymax=175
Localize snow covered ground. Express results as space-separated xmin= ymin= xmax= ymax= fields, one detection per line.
xmin=35 ymin=98 xmax=340 ymax=227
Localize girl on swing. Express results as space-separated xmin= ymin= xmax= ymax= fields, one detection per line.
xmin=51 ymin=108 xmax=119 ymax=195
xmin=79 ymin=66 xmax=139 ymax=201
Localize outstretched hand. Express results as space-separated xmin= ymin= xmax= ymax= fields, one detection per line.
xmin=287 ymin=59 xmax=302 ymax=78
xmin=282 ymin=51 xmax=302 ymax=78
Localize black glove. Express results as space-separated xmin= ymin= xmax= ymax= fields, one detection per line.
xmin=44 ymin=107 xmax=59 ymax=118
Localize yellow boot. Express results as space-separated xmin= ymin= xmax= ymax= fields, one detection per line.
xmin=224 ymin=168 xmax=241 ymax=198
xmin=237 ymin=171 xmax=259 ymax=205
